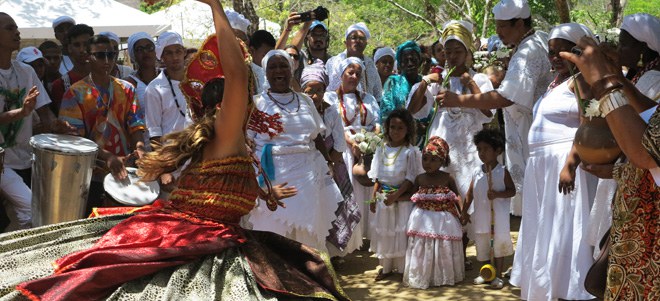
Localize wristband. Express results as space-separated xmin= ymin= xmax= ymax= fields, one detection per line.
xmin=422 ymin=76 xmax=432 ymax=85
xmin=598 ymin=89 xmax=628 ymax=117
xmin=590 ymin=74 xmax=623 ymax=100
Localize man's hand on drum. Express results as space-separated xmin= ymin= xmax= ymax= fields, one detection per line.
xmin=47 ymin=119 xmax=77 ymax=135
xmin=106 ymin=155 xmax=128 ymax=180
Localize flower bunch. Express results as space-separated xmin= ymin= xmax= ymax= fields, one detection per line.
xmin=472 ymin=47 xmax=510 ymax=71
xmin=583 ymin=99 xmax=604 ymax=119
xmin=353 ymin=129 xmax=383 ymax=155
xmin=600 ymin=28 xmax=620 ymax=46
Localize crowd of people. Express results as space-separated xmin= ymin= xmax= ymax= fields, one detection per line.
xmin=0 ymin=0 xmax=658 ymax=300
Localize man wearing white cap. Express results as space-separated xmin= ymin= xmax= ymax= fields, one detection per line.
xmin=99 ymin=31 xmax=134 ymax=79
xmin=17 ymin=47 xmax=46 ymax=82
xmin=144 ymin=31 xmax=192 ymax=145
xmin=437 ymin=0 xmax=553 ymax=217
xmin=52 ymin=16 xmax=75 ymax=75
xmin=326 ymin=23 xmax=382 ymax=100
xmin=0 ymin=13 xmax=73 ymax=231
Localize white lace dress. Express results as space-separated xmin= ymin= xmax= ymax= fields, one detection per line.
xmin=509 ymin=80 xmax=597 ymax=301
xmin=248 ymin=91 xmax=342 ymax=253
xmin=367 ymin=144 xmax=423 ymax=273
xmin=324 ymin=91 xmax=380 ymax=251
xmin=496 ymin=31 xmax=554 ymax=216
xmin=406 ymin=70 xmax=493 ymax=197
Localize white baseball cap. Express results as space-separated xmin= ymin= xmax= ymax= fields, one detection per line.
xmin=17 ymin=47 xmax=45 ymax=63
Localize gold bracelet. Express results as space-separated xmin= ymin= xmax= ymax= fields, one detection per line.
xmin=598 ymin=89 xmax=628 ymax=117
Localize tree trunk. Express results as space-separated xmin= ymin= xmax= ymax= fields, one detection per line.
xmin=554 ymin=0 xmax=570 ymax=23
xmin=232 ymin=0 xmax=259 ymax=35
xmin=481 ymin=0 xmax=492 ymax=38
xmin=610 ymin=0 xmax=626 ymax=27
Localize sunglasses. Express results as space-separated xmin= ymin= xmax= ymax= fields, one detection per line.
xmin=134 ymin=44 xmax=155 ymax=53
xmin=90 ymin=51 xmax=117 ymax=60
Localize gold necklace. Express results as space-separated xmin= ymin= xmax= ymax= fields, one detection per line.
xmin=383 ymin=145 xmax=404 ymax=166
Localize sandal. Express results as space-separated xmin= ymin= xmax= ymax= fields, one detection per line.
xmin=490 ymin=277 xmax=504 ymax=289
xmin=473 ymin=275 xmax=486 ymax=285
xmin=374 ymin=268 xmax=393 ymax=281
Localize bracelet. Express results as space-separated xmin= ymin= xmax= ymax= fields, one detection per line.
xmin=590 ymin=74 xmax=623 ymax=100
xmin=598 ymin=89 xmax=628 ymax=117
xmin=422 ymin=76 xmax=431 ymax=85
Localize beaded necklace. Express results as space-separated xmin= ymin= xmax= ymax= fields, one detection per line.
xmin=383 ymin=144 xmax=404 ymax=166
xmin=337 ymin=88 xmax=367 ymax=126
xmin=547 ymin=73 xmax=572 ymax=90
xmin=267 ymin=91 xmax=300 ymax=113
xmin=631 ymin=57 xmax=660 ymax=84
xmin=165 ymin=70 xmax=186 ymax=117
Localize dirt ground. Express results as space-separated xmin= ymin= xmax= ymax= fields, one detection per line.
xmin=334 ymin=216 xmax=522 ymax=301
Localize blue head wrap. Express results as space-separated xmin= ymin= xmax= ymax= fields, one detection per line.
xmin=395 ymin=40 xmax=421 ymax=65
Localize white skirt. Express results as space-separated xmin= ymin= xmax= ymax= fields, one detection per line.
xmin=510 ymin=141 xmax=596 ymax=300
xmin=369 ymin=200 xmax=413 ymax=259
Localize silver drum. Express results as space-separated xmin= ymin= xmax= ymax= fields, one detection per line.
xmin=30 ymin=134 xmax=98 ymax=226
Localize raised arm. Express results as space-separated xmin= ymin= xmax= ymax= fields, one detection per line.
xmin=200 ymin=0 xmax=249 ymax=149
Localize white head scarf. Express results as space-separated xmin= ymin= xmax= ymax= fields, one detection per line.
xmin=548 ymin=23 xmax=595 ymax=44
xmin=99 ymin=32 xmax=120 ymax=45
xmin=155 ymin=31 xmax=184 ymax=60
xmin=339 ymin=57 xmax=366 ymax=78
xmin=374 ymin=47 xmax=395 ymax=64
xmin=52 ymin=16 xmax=75 ymax=28
xmin=261 ymin=49 xmax=294 ymax=75
xmin=441 ymin=20 xmax=475 ymax=51
xmin=345 ymin=22 xmax=371 ymax=40
xmin=621 ymin=13 xmax=660 ymax=53
xmin=492 ymin=0 xmax=531 ymax=21
xmin=225 ymin=9 xmax=251 ymax=34
xmin=127 ymin=32 xmax=154 ymax=64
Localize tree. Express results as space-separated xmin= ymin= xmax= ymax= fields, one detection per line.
xmin=232 ymin=0 xmax=259 ymax=34
xmin=555 ymin=0 xmax=570 ymax=23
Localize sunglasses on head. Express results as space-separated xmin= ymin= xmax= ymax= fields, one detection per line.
xmin=135 ymin=44 xmax=155 ymax=53
xmin=91 ymin=51 xmax=117 ymax=60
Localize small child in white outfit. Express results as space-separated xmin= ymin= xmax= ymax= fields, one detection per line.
xmin=463 ymin=128 xmax=516 ymax=289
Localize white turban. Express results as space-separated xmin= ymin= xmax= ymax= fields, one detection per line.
xmin=374 ymin=47 xmax=395 ymax=64
xmin=621 ymin=13 xmax=660 ymax=53
xmin=441 ymin=20 xmax=475 ymax=51
xmin=549 ymin=23 xmax=595 ymax=44
xmin=345 ymin=22 xmax=371 ymax=40
xmin=127 ymin=32 xmax=154 ymax=64
xmin=492 ymin=0 xmax=531 ymax=21
xmin=261 ymin=49 xmax=294 ymax=75
xmin=339 ymin=57 xmax=366 ymax=77
xmin=155 ymin=31 xmax=184 ymax=60
xmin=52 ymin=16 xmax=75 ymax=28
xmin=225 ymin=9 xmax=251 ymax=34
xmin=99 ymin=31 xmax=120 ymax=44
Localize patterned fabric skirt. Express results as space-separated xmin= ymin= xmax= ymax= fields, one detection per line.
xmin=0 ymin=210 xmax=350 ymax=301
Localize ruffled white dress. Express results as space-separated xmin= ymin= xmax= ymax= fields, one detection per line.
xmin=406 ymin=70 xmax=493 ymax=197
xmin=325 ymin=91 xmax=380 ymax=251
xmin=509 ymin=80 xmax=597 ymax=300
xmin=248 ymin=91 xmax=342 ymax=253
xmin=367 ymin=144 xmax=422 ymax=273
xmin=403 ymin=186 xmax=464 ymax=288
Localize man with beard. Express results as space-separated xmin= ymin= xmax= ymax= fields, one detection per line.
xmin=276 ymin=16 xmax=331 ymax=67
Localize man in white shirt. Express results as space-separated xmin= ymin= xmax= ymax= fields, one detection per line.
xmin=52 ymin=16 xmax=75 ymax=75
xmin=144 ymin=31 xmax=192 ymax=143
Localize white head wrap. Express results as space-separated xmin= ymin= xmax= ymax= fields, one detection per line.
xmin=261 ymin=49 xmax=295 ymax=75
xmin=345 ymin=22 xmax=371 ymax=40
xmin=492 ymin=0 xmax=531 ymax=21
xmin=225 ymin=9 xmax=251 ymax=34
xmin=441 ymin=20 xmax=475 ymax=51
xmin=374 ymin=47 xmax=395 ymax=64
xmin=52 ymin=16 xmax=75 ymax=28
xmin=549 ymin=23 xmax=595 ymax=44
xmin=621 ymin=13 xmax=660 ymax=53
xmin=155 ymin=31 xmax=184 ymax=60
xmin=127 ymin=32 xmax=154 ymax=64
xmin=99 ymin=32 xmax=120 ymax=44
xmin=339 ymin=57 xmax=366 ymax=78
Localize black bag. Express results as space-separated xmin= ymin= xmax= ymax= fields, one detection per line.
xmin=584 ymin=227 xmax=611 ymax=300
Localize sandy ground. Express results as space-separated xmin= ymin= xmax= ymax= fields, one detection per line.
xmin=334 ymin=216 xmax=522 ymax=301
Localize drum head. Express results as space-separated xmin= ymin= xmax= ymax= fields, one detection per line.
xmin=30 ymin=134 xmax=98 ymax=154
xmin=103 ymin=167 xmax=159 ymax=206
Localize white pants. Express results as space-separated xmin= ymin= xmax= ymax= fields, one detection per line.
xmin=1 ymin=167 xmax=32 ymax=231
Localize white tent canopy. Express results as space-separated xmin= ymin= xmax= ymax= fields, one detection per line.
xmin=151 ymin=0 xmax=281 ymax=47
xmin=1 ymin=0 xmax=171 ymax=39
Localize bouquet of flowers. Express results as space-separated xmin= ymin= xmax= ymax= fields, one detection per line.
xmin=583 ymin=99 xmax=604 ymax=119
xmin=472 ymin=46 xmax=510 ymax=71
xmin=352 ymin=129 xmax=382 ymax=155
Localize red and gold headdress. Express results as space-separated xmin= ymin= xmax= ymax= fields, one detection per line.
xmin=180 ymin=34 xmax=253 ymax=122
xmin=424 ymin=136 xmax=450 ymax=164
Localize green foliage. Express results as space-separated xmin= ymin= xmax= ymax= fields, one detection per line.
xmin=139 ymin=0 xmax=184 ymax=14
xmin=625 ymin=0 xmax=660 ymax=17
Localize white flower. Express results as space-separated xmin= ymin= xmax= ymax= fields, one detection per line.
xmin=358 ymin=141 xmax=369 ymax=153
xmin=372 ymin=135 xmax=382 ymax=144
xmin=354 ymin=133 xmax=365 ymax=143
xmin=495 ymin=48 xmax=510 ymax=59
xmin=584 ymin=99 xmax=602 ymax=118
xmin=375 ymin=191 xmax=387 ymax=202
xmin=368 ymin=140 xmax=379 ymax=153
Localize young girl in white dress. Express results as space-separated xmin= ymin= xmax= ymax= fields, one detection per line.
xmin=367 ymin=108 xmax=422 ymax=280
xmin=403 ymin=136 xmax=464 ymax=288
xmin=463 ymin=128 xmax=516 ymax=289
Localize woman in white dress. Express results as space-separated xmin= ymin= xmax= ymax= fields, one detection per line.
xmin=509 ymin=23 xmax=597 ymax=301
xmin=324 ymin=57 xmax=381 ymax=250
xmin=248 ymin=50 xmax=342 ymax=253
xmin=407 ymin=20 xmax=493 ymax=198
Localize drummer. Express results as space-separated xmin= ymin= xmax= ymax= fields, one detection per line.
xmin=0 ymin=13 xmax=74 ymax=232
xmin=59 ymin=34 xmax=146 ymax=213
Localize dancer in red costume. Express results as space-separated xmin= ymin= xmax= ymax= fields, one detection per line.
xmin=0 ymin=1 xmax=350 ymax=300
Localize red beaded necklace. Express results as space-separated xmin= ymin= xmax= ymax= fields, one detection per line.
xmin=337 ymin=88 xmax=367 ymax=126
